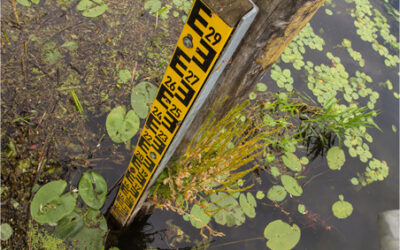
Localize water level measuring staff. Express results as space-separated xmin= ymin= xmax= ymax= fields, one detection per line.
xmin=110 ymin=0 xmax=258 ymax=226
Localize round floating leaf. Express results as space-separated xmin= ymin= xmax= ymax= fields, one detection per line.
xmin=0 ymin=223 xmax=13 ymax=241
xmin=30 ymin=180 xmax=77 ymax=224
xmin=55 ymin=209 xmax=84 ymax=239
xmin=326 ymin=146 xmax=345 ymax=170
xmin=350 ymin=178 xmax=359 ymax=185
xmin=282 ymin=152 xmax=302 ymax=172
xmin=264 ymin=219 xmax=301 ymax=250
xmin=78 ymin=172 xmax=107 ymax=209
xmin=77 ymin=0 xmax=108 ymax=18
xmin=239 ymin=193 xmax=256 ymax=218
xmin=256 ymin=191 xmax=265 ymax=200
xmin=281 ymin=175 xmax=303 ymax=197
xmin=249 ymin=92 xmax=257 ymax=100
xmin=131 ymin=81 xmax=158 ymax=119
xmin=247 ymin=192 xmax=257 ymax=207
xmin=300 ymin=156 xmax=309 ymax=165
xmin=210 ymin=192 xmax=245 ymax=227
xmin=256 ymin=83 xmax=267 ymax=92
xmin=189 ymin=204 xmax=210 ymax=229
xmin=332 ymin=195 xmax=353 ymax=219
xmin=298 ymin=204 xmax=306 ymax=214
xmin=267 ymin=185 xmax=287 ymax=202
xmin=106 ymin=106 xmax=140 ymax=143
xmin=118 ymin=69 xmax=131 ymax=84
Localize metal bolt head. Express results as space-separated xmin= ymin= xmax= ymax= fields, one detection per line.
xmin=183 ymin=34 xmax=193 ymax=48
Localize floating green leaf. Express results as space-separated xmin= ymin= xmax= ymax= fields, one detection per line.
xmin=267 ymin=185 xmax=287 ymax=202
xmin=210 ymin=192 xmax=245 ymax=227
xmin=77 ymin=0 xmax=108 ymax=18
xmin=256 ymin=83 xmax=268 ymax=92
xmin=332 ymin=195 xmax=353 ymax=219
xmin=55 ymin=209 xmax=84 ymax=239
xmin=61 ymin=41 xmax=78 ymax=51
xmin=106 ymin=106 xmax=140 ymax=143
xmin=281 ymin=175 xmax=303 ymax=197
xmin=131 ymin=81 xmax=158 ymax=119
xmin=282 ymin=152 xmax=302 ymax=172
xmin=78 ymin=172 xmax=107 ymax=209
xmin=189 ymin=204 xmax=210 ymax=229
xmin=239 ymin=193 xmax=256 ymax=218
xmin=30 ymin=180 xmax=77 ymax=224
xmin=326 ymin=146 xmax=345 ymax=170
xmin=256 ymin=191 xmax=265 ymax=200
xmin=0 ymin=223 xmax=13 ymax=241
xmin=350 ymin=177 xmax=359 ymax=185
xmin=264 ymin=220 xmax=301 ymax=250
xmin=249 ymin=92 xmax=257 ymax=100
xmin=118 ymin=69 xmax=131 ymax=84
xmin=298 ymin=204 xmax=306 ymax=214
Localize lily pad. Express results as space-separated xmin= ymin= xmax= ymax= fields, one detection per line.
xmin=239 ymin=193 xmax=256 ymax=218
xmin=298 ymin=204 xmax=306 ymax=214
xmin=77 ymin=0 xmax=108 ymax=18
xmin=256 ymin=83 xmax=268 ymax=92
xmin=264 ymin=219 xmax=301 ymax=250
xmin=0 ymin=223 xmax=13 ymax=241
xmin=267 ymin=185 xmax=287 ymax=202
xmin=189 ymin=204 xmax=210 ymax=229
xmin=55 ymin=208 xmax=84 ymax=239
xmin=210 ymin=192 xmax=245 ymax=227
xmin=281 ymin=175 xmax=303 ymax=197
xmin=282 ymin=152 xmax=302 ymax=172
xmin=326 ymin=146 xmax=345 ymax=170
xmin=332 ymin=195 xmax=353 ymax=219
xmin=106 ymin=106 xmax=140 ymax=143
xmin=256 ymin=191 xmax=265 ymax=200
xmin=78 ymin=172 xmax=107 ymax=209
xmin=131 ymin=81 xmax=158 ymax=119
xmin=30 ymin=180 xmax=77 ymax=224
xmin=118 ymin=69 xmax=131 ymax=84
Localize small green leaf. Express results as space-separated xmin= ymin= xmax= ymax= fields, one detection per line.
xmin=282 ymin=152 xmax=302 ymax=172
xmin=189 ymin=204 xmax=210 ymax=229
xmin=256 ymin=191 xmax=265 ymax=200
xmin=256 ymin=83 xmax=267 ymax=92
xmin=78 ymin=172 xmax=107 ymax=209
xmin=17 ymin=0 xmax=31 ymax=6
xmin=267 ymin=185 xmax=287 ymax=202
xmin=392 ymin=125 xmax=397 ymax=133
xmin=106 ymin=106 xmax=140 ymax=143
xmin=131 ymin=81 xmax=158 ymax=119
xmin=0 ymin=223 xmax=13 ymax=241
xmin=118 ymin=69 xmax=131 ymax=84
xmin=281 ymin=175 xmax=303 ymax=197
xmin=350 ymin=178 xmax=359 ymax=185
xmin=298 ymin=204 xmax=306 ymax=214
xmin=61 ymin=41 xmax=78 ymax=51
xmin=30 ymin=180 xmax=77 ymax=224
xmin=55 ymin=209 xmax=84 ymax=239
xmin=332 ymin=196 xmax=353 ymax=219
xmin=326 ymin=146 xmax=345 ymax=170
xmin=264 ymin=220 xmax=301 ymax=250
xmin=249 ymin=92 xmax=257 ymax=100
xmin=239 ymin=193 xmax=256 ymax=218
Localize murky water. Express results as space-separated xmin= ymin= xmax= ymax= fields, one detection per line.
xmin=1 ymin=0 xmax=398 ymax=249
xmin=115 ymin=1 xmax=399 ymax=249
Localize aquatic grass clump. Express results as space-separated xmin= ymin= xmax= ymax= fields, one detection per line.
xmin=152 ymin=100 xmax=279 ymax=236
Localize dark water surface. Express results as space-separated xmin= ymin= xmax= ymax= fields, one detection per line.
xmin=119 ymin=1 xmax=399 ymax=250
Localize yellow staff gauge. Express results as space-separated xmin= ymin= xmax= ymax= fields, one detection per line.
xmin=110 ymin=0 xmax=258 ymax=226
